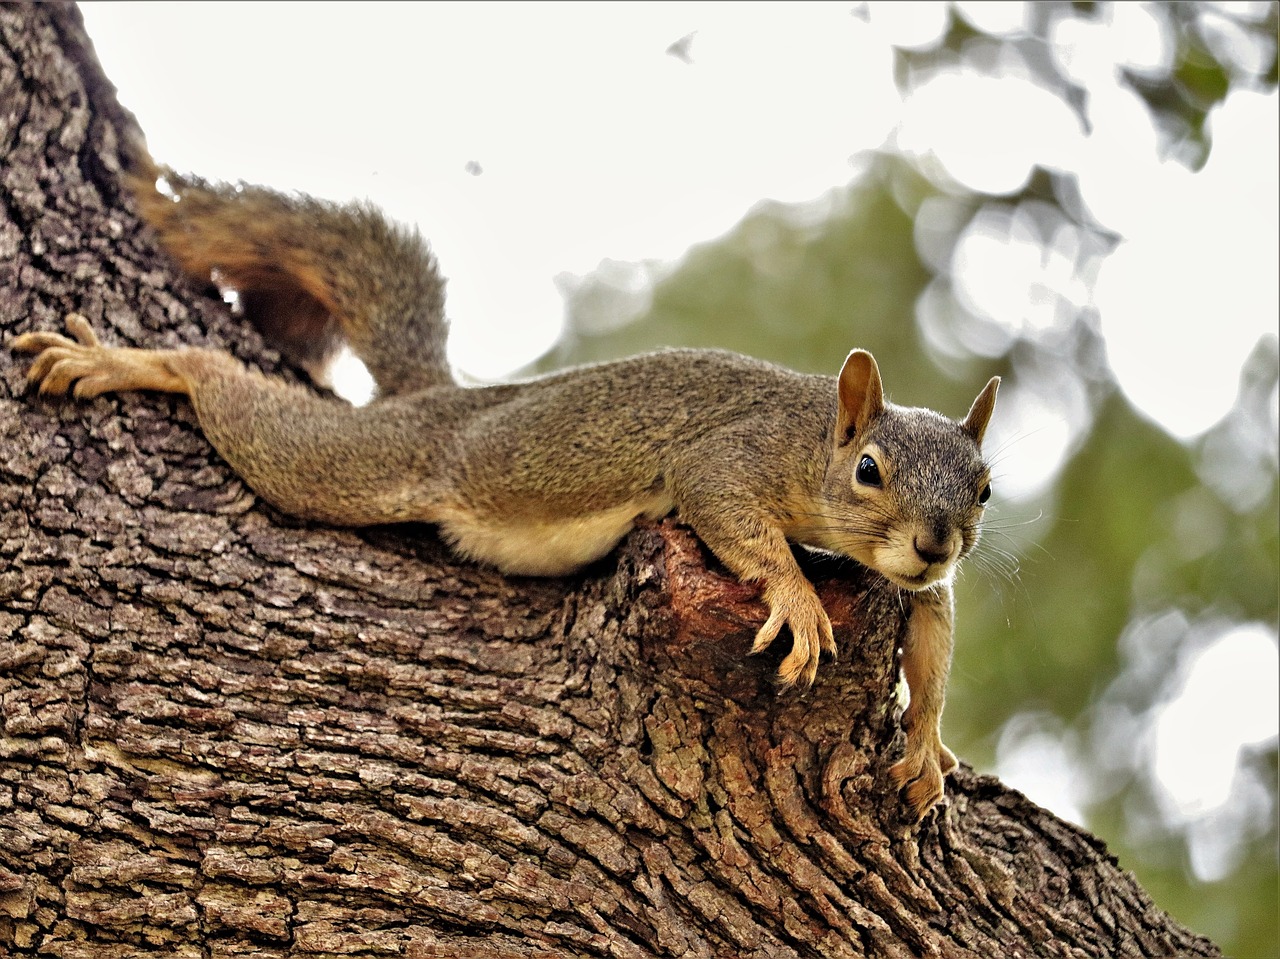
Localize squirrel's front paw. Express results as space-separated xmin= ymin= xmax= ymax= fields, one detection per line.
xmin=751 ymin=578 xmax=836 ymax=687
xmin=889 ymin=742 xmax=955 ymax=821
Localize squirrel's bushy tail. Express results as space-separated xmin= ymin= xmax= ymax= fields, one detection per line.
xmin=128 ymin=168 xmax=453 ymax=396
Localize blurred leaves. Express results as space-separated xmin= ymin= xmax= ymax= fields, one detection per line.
xmin=534 ymin=2 xmax=1278 ymax=956
xmin=1134 ymin=1 xmax=1277 ymax=166
xmin=539 ymin=156 xmax=937 ymax=385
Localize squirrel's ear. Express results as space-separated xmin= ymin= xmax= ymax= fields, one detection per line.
xmin=835 ymin=349 xmax=885 ymax=447
xmin=962 ymin=376 xmax=1000 ymax=446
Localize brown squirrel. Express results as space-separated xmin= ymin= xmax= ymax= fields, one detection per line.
xmin=12 ymin=169 xmax=999 ymax=821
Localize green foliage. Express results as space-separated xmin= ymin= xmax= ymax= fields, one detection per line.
xmin=537 ymin=157 xmax=935 ymax=384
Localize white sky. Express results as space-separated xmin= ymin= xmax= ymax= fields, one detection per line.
xmin=82 ymin=2 xmax=902 ymax=380
xmin=81 ymin=3 xmax=1278 ymax=439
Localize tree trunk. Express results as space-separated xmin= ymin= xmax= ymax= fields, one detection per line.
xmin=0 ymin=6 xmax=1219 ymax=958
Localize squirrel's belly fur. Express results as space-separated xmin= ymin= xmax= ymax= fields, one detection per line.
xmin=435 ymin=490 xmax=676 ymax=576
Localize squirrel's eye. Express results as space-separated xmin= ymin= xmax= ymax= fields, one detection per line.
xmin=856 ymin=454 xmax=882 ymax=487
xmin=978 ymin=483 xmax=992 ymax=505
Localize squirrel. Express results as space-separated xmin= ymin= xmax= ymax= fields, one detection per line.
xmin=11 ymin=166 xmax=999 ymax=822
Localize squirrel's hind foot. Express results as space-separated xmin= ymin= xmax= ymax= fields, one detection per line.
xmin=13 ymin=313 xmax=194 ymax=399
xmin=889 ymin=741 xmax=957 ymax=822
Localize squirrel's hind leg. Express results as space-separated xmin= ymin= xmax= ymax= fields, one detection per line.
xmin=13 ymin=314 xmax=442 ymax=529
xmin=12 ymin=313 xmax=226 ymax=399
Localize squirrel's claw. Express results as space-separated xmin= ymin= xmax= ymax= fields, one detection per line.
xmin=11 ymin=312 xmax=101 ymax=355
xmin=12 ymin=314 xmax=101 ymax=395
xmin=12 ymin=314 xmax=189 ymax=400
xmin=889 ymin=742 xmax=954 ymax=821
xmin=752 ymin=579 xmax=836 ymax=688
xmin=14 ymin=314 xmax=109 ymax=397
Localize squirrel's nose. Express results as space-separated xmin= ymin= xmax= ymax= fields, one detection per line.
xmin=913 ymin=535 xmax=951 ymax=566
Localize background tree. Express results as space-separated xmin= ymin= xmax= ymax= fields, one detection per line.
xmin=0 ymin=4 xmax=1229 ymax=956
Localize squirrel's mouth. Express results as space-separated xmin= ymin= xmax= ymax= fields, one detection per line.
xmin=883 ymin=564 xmax=951 ymax=591
xmin=870 ymin=535 xmax=959 ymax=591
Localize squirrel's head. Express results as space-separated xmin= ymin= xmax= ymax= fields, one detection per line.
xmin=819 ymin=350 xmax=999 ymax=591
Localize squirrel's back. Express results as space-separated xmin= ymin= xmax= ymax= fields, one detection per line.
xmin=124 ymin=168 xmax=993 ymax=592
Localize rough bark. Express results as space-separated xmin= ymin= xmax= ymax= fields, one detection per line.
xmin=0 ymin=5 xmax=1220 ymax=958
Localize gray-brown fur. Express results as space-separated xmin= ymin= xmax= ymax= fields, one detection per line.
xmin=132 ymin=171 xmax=451 ymax=395
xmin=847 ymin=406 xmax=990 ymax=558
xmin=11 ymin=169 xmax=1000 ymax=821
